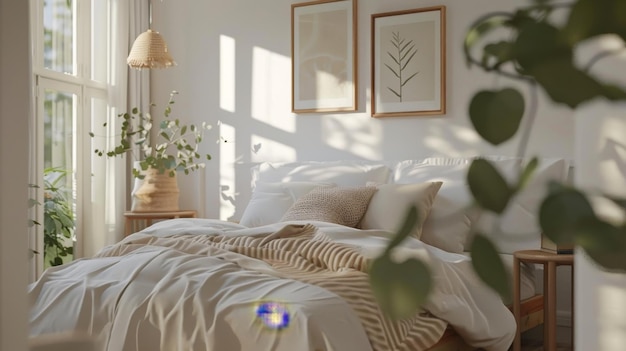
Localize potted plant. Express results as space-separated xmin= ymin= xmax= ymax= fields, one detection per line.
xmin=91 ymin=90 xmax=213 ymax=212
xmin=41 ymin=167 xmax=75 ymax=267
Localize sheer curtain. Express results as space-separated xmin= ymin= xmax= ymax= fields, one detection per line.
xmin=82 ymin=0 xmax=150 ymax=258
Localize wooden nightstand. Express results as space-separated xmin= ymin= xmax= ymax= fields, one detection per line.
xmin=513 ymin=249 xmax=574 ymax=351
xmin=124 ymin=210 xmax=197 ymax=236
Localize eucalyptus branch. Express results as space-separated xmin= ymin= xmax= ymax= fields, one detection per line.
xmin=92 ymin=91 xmax=213 ymax=178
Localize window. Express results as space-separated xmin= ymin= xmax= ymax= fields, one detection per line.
xmin=31 ymin=0 xmax=112 ymax=273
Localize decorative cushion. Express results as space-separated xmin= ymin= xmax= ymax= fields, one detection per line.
xmin=360 ymin=182 xmax=443 ymax=239
xmin=239 ymin=181 xmax=333 ymax=227
xmin=394 ymin=158 xmax=477 ymax=253
xmin=280 ymin=186 xmax=378 ymax=227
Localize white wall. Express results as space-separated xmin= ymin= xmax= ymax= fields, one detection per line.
xmin=0 ymin=0 xmax=31 ymax=350
xmin=150 ymin=0 xmax=574 ymax=221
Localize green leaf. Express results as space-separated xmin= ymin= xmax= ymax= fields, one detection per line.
xmin=385 ymin=205 xmax=418 ymax=253
xmin=529 ymin=58 xmax=626 ymax=108
xmin=470 ymin=234 xmax=511 ymax=301
xmin=482 ymin=41 xmax=516 ymax=68
xmin=575 ymin=217 xmax=626 ymax=272
xmin=469 ymin=88 xmax=525 ymax=146
xmin=539 ymin=187 xmax=594 ymax=245
xmin=516 ymin=157 xmax=539 ymax=191
xmin=467 ymin=159 xmax=512 ymax=214
xmin=369 ymin=255 xmax=432 ymax=320
xmin=514 ymin=21 xmax=571 ymax=73
xmin=563 ymin=0 xmax=626 ymax=46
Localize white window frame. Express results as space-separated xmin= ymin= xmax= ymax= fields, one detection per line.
xmin=30 ymin=0 xmax=112 ymax=278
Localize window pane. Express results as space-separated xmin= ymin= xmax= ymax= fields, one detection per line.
xmin=90 ymin=96 xmax=108 ymax=201
xmin=91 ymin=0 xmax=107 ymax=82
xmin=43 ymin=0 xmax=75 ymax=75
xmin=43 ymin=89 xmax=76 ymax=267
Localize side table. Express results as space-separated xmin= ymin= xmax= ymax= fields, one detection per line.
xmin=124 ymin=210 xmax=197 ymax=236
xmin=513 ymin=249 xmax=574 ymax=351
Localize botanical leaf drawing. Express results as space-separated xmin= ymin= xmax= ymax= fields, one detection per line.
xmin=385 ymin=31 xmax=419 ymax=102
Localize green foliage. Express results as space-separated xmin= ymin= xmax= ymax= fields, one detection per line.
xmin=462 ymin=0 xmax=626 ymax=275
xmin=92 ymin=91 xmax=213 ymax=178
xmin=42 ymin=167 xmax=75 ymax=267
xmin=470 ymin=234 xmax=510 ymax=301
xmin=469 ymin=88 xmax=524 ymax=145
xmin=368 ymin=206 xmax=432 ymax=318
xmin=385 ymin=31 xmax=419 ymax=102
xmin=370 ymin=0 xmax=626 ymax=320
xmin=467 ymin=158 xmax=512 ymax=214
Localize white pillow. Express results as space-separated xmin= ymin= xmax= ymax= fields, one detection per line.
xmin=239 ymin=181 xmax=333 ymax=227
xmin=360 ymin=182 xmax=443 ymax=239
xmin=239 ymin=191 xmax=293 ymax=227
xmin=251 ymin=161 xmax=391 ymax=188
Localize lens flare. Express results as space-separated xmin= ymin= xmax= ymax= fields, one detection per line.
xmin=256 ymin=302 xmax=290 ymax=329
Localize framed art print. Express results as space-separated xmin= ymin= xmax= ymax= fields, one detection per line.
xmin=371 ymin=6 xmax=446 ymax=117
xmin=292 ymin=0 xmax=357 ymax=113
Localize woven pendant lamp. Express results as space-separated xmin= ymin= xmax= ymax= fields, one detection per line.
xmin=127 ymin=29 xmax=176 ymax=69
xmin=127 ymin=1 xmax=176 ymax=69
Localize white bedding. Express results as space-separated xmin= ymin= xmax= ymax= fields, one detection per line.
xmin=29 ymin=219 xmax=516 ymax=351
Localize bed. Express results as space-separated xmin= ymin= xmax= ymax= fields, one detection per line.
xmin=28 ymin=157 xmax=569 ymax=351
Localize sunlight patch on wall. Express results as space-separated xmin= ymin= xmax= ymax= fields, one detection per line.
xmin=219 ymin=122 xmax=237 ymax=220
xmin=322 ymin=116 xmax=381 ymax=160
xmin=251 ymin=46 xmax=294 ymax=133
xmin=220 ymin=35 xmax=236 ymax=113
xmin=250 ymin=134 xmax=296 ymax=163
xmin=422 ymin=125 xmax=481 ymax=157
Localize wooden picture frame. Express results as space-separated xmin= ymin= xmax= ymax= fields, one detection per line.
xmin=371 ymin=6 xmax=446 ymax=117
xmin=291 ymin=0 xmax=357 ymax=113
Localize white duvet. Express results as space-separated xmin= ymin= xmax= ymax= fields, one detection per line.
xmin=28 ymin=219 xmax=515 ymax=351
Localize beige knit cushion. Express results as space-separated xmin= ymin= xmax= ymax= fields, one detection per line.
xmin=280 ymin=186 xmax=377 ymax=227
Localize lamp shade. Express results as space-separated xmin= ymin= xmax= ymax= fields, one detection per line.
xmin=127 ymin=29 xmax=176 ymax=69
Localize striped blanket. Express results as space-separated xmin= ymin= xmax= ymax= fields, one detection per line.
xmin=97 ymin=223 xmax=448 ymax=351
